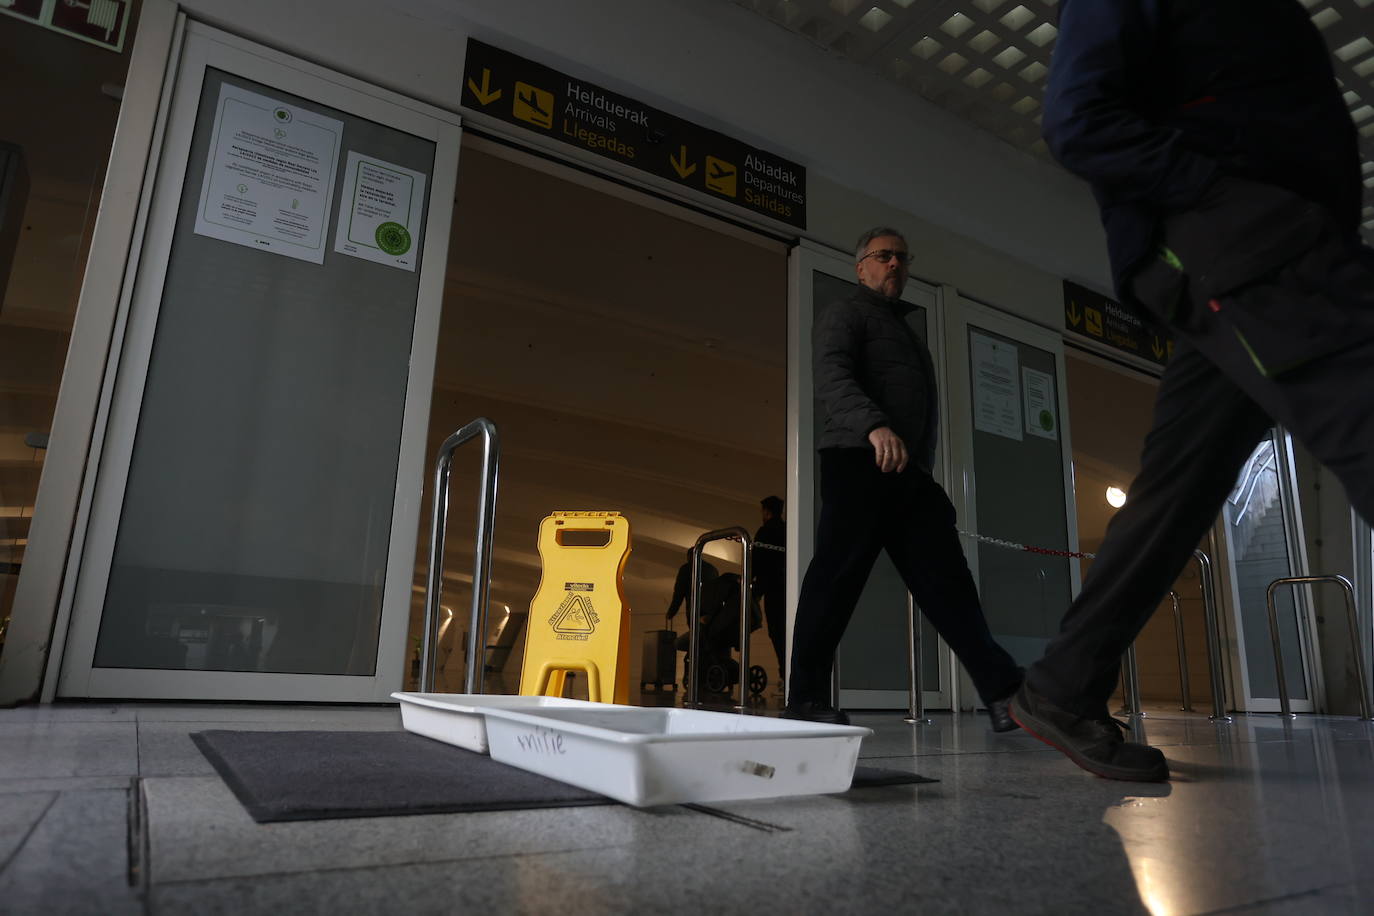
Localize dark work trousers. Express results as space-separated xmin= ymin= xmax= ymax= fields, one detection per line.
xmin=1027 ymin=233 xmax=1374 ymax=720
xmin=758 ymin=581 xmax=786 ymax=682
xmin=789 ymin=448 xmax=1022 ymax=706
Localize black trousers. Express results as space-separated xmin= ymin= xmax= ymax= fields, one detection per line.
xmin=1027 ymin=231 xmax=1374 ymax=719
xmin=789 ymin=448 xmax=1022 ymax=705
xmin=758 ymin=581 xmax=786 ymax=681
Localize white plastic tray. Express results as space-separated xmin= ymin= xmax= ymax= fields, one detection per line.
xmin=391 ymin=692 xmax=606 ymax=754
xmin=480 ymin=705 xmax=872 ymax=807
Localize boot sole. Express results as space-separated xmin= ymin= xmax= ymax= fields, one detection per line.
xmin=1010 ymin=699 xmax=1169 ymax=783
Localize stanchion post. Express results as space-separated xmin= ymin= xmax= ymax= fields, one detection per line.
xmin=1169 ymin=590 xmax=1191 ymax=711
xmin=737 ymin=534 xmax=754 ymax=713
xmin=421 ymin=418 xmax=500 ymax=695
xmin=687 ymin=547 xmax=705 ymax=708
xmin=1264 ymin=578 xmax=1299 ymax=719
xmin=1194 ymin=548 xmax=1233 ymax=722
xmin=1122 ymin=644 xmax=1143 ymax=718
xmin=1334 ymin=575 xmax=1374 ymax=722
xmin=1266 ymin=575 xmax=1373 ymax=722
xmin=904 ymin=594 xmax=932 ymax=725
xmin=686 ymin=527 xmax=754 ymax=712
xmin=831 ymin=650 xmax=841 ymax=710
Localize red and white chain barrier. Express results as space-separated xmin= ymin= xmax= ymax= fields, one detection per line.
xmin=957 ymin=529 xmax=1096 ymax=560
xmin=753 ymin=533 xmax=1094 ymax=559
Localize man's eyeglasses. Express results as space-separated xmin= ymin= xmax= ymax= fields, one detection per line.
xmin=860 ymin=249 xmax=912 ymax=267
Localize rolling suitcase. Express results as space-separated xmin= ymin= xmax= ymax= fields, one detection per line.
xmin=640 ymin=619 xmax=677 ymax=694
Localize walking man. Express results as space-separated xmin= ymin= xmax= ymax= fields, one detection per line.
xmin=1011 ymin=0 xmax=1374 ymax=781
xmin=753 ymin=496 xmax=788 ymax=687
xmin=784 ymin=228 xmax=1023 ymax=728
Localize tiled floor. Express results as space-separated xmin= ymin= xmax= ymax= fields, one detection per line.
xmin=2 ymin=700 xmax=1372 ymax=915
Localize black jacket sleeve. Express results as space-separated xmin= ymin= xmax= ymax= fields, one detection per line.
xmin=1044 ymin=0 xmax=1216 ymax=212
xmin=813 ymin=301 xmax=888 ymax=438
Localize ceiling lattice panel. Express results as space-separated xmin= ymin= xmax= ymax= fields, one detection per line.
xmin=735 ymin=0 xmax=1374 ymax=242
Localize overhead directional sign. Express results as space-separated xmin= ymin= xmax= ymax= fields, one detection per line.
xmin=461 ymin=39 xmax=806 ymax=229
xmin=1063 ymin=280 xmax=1173 ymax=368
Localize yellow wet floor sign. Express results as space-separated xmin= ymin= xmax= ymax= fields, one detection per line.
xmin=519 ymin=511 xmax=632 ymax=703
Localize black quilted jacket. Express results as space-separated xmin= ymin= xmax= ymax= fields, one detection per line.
xmin=813 ymin=284 xmax=939 ymax=472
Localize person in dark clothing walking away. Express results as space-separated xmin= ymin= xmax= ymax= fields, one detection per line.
xmin=784 ymin=227 xmax=1023 ymax=728
xmin=1011 ymin=0 xmax=1374 ymax=782
xmin=753 ymin=495 xmax=787 ymax=687
xmin=666 ymin=549 xmax=719 ymax=624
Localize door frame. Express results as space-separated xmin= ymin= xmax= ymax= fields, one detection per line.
xmin=787 ymin=239 xmax=955 ymax=710
xmin=49 ymin=20 xmax=462 ymax=702
xmin=944 ymin=293 xmax=1081 ymax=707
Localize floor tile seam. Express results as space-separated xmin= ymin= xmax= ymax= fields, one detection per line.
xmin=1190 ymin=879 xmax=1357 ymax=915
xmin=147 ymin=839 xmax=648 ymax=888
xmin=1146 ymin=735 xmax=1322 ymax=753
xmin=860 ymin=746 xmax=1059 ymax=761
xmin=0 ymin=791 xmax=59 ymax=875
xmin=0 ymin=779 xmax=132 ymax=794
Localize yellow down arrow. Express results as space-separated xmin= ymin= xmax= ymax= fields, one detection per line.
xmin=1066 ymin=302 xmax=1082 ymax=327
xmin=467 ymin=68 xmax=502 ymax=105
xmin=670 ymin=145 xmax=696 ymax=179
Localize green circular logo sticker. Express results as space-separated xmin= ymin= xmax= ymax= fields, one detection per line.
xmin=273 ymin=107 xmax=292 ymax=123
xmin=375 ymin=222 xmax=411 ymax=256
xmin=1039 ymin=409 xmax=1055 ymax=432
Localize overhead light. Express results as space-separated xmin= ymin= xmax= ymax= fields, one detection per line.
xmin=1105 ymin=487 xmax=1127 ymax=508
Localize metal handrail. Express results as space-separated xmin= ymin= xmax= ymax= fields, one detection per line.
xmin=686 ymin=527 xmax=753 ymax=710
xmin=420 ymin=418 xmax=500 ymax=695
xmin=1168 ymin=590 xmax=1191 ymax=711
xmin=831 ymin=650 xmax=842 ymax=710
xmin=1119 ymin=589 xmax=1205 ymax=718
xmin=1121 ymin=643 xmax=1143 ymax=719
xmin=1265 ymin=575 xmax=1373 ymax=721
xmin=1194 ymin=548 xmax=1233 ymax=722
xmin=904 ymin=594 xmax=932 ymax=725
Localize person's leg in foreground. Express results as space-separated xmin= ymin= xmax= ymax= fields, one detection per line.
xmin=1014 ymin=243 xmax=1374 ymax=780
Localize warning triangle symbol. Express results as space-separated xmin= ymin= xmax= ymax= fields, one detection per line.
xmin=552 ymin=594 xmax=597 ymax=634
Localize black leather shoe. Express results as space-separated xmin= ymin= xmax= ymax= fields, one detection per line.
xmin=1010 ymin=684 xmax=1168 ymax=782
xmin=987 ymin=694 xmax=1020 ymax=733
xmin=781 ymin=700 xmax=851 ymax=726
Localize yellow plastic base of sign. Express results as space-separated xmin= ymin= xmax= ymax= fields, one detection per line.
xmin=518 ymin=511 xmax=632 ymax=704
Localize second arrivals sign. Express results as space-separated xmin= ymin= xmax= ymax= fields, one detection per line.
xmin=1062 ymin=280 xmax=1173 ymax=368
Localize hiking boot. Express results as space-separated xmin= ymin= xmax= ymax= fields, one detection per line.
xmin=1010 ymin=684 xmax=1168 ymax=782
xmin=781 ymin=700 xmax=851 ymax=726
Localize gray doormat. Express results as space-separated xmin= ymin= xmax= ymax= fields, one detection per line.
xmin=192 ymin=730 xmax=936 ymax=823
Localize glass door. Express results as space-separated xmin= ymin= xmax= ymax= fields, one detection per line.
xmin=788 ymin=241 xmax=950 ymax=710
xmin=945 ymin=296 xmax=1079 ymax=704
xmin=54 ymin=22 xmax=461 ymax=701
xmin=1220 ymin=430 xmax=1321 ymax=712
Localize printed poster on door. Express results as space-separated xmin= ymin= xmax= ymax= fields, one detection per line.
xmin=193 ymin=85 xmax=343 ymax=264
xmin=332 ymin=152 xmax=427 ymax=271
xmin=971 ymin=331 xmax=1022 ymax=441
xmin=1022 ymin=367 xmax=1058 ymax=441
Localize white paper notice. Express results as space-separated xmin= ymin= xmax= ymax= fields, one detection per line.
xmin=193 ymin=85 xmax=343 ymax=263
xmin=1022 ymin=367 xmax=1058 ymax=440
xmin=333 ymin=152 xmax=427 ymax=271
xmin=971 ymin=331 xmax=1023 ymax=441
